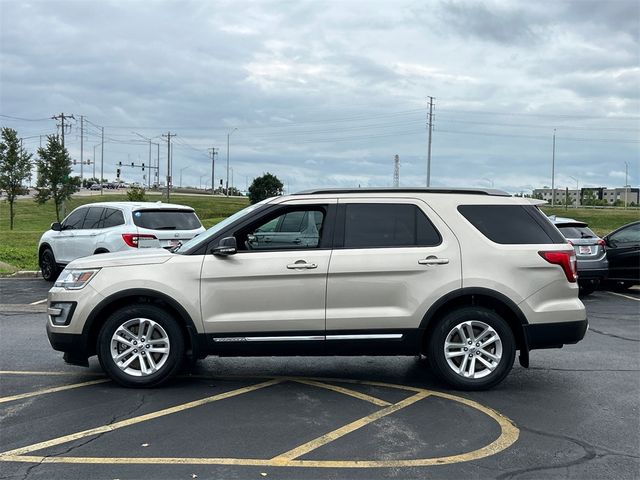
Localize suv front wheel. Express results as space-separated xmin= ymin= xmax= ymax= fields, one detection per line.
xmin=427 ymin=307 xmax=515 ymax=390
xmin=97 ymin=304 xmax=185 ymax=387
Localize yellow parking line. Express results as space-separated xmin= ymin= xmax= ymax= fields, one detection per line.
xmin=0 ymin=371 xmax=105 ymax=377
xmin=270 ymin=390 xmax=430 ymax=464
xmin=0 ymin=379 xmax=282 ymax=458
xmin=0 ymin=379 xmax=111 ymax=404
xmin=607 ymin=291 xmax=640 ymax=302
xmin=292 ymin=378 xmax=391 ymax=407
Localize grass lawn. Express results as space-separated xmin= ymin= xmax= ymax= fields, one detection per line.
xmin=541 ymin=206 xmax=639 ymax=237
xmin=0 ymin=193 xmax=249 ymax=272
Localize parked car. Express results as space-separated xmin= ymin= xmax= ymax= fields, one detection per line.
xmin=38 ymin=201 xmax=205 ymax=281
xmin=549 ymin=216 xmax=608 ymax=296
xmin=89 ymin=183 xmax=101 ymax=191
xmin=46 ymin=188 xmax=587 ymax=390
xmin=603 ymin=221 xmax=640 ymax=291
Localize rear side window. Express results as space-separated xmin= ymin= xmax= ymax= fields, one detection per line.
xmin=82 ymin=207 xmax=104 ymax=229
xmin=343 ymin=203 xmax=441 ymax=248
xmin=458 ymin=205 xmax=565 ymax=244
xmin=133 ymin=209 xmax=201 ymax=230
xmin=102 ymin=208 xmax=125 ymax=228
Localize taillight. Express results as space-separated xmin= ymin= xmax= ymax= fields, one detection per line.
xmin=122 ymin=233 xmax=157 ymax=248
xmin=539 ymin=250 xmax=578 ymax=283
xmin=597 ymin=239 xmax=606 ymax=251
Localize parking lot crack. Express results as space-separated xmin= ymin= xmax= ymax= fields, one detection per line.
xmin=495 ymin=425 xmax=639 ymax=479
xmin=588 ymin=327 xmax=639 ymax=342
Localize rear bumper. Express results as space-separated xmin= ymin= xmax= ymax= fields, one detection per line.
xmin=577 ymin=258 xmax=608 ymax=281
xmin=523 ymin=318 xmax=588 ymax=350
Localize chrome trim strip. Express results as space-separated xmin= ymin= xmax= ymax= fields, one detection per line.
xmin=47 ymin=307 xmax=62 ymax=317
xmin=213 ymin=335 xmax=325 ymax=342
xmin=326 ymin=334 xmax=404 ymax=340
xmin=212 ymin=333 xmax=404 ymax=342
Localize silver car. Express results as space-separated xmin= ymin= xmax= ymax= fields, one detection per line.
xmin=549 ymin=215 xmax=608 ymax=295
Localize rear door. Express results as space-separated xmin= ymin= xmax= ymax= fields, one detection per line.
xmin=132 ymin=209 xmax=204 ymax=249
xmin=74 ymin=206 xmax=105 ymax=257
xmin=325 ymin=198 xmax=461 ymax=345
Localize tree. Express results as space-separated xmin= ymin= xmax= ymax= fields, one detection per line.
xmin=126 ymin=186 xmax=146 ymax=201
xmin=248 ymin=173 xmax=284 ymax=204
xmin=35 ymin=135 xmax=81 ymax=221
xmin=0 ymin=127 xmax=32 ymax=229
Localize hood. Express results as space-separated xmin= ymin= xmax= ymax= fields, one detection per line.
xmin=66 ymin=248 xmax=173 ymax=269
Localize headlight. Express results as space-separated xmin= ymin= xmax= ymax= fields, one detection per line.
xmin=54 ymin=269 xmax=100 ymax=290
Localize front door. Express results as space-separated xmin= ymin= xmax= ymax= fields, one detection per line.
xmin=200 ymin=200 xmax=337 ymax=344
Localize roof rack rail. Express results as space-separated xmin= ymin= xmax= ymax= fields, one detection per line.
xmin=293 ymin=187 xmax=511 ymax=197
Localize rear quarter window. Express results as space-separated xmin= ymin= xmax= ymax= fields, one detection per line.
xmin=458 ymin=205 xmax=565 ymax=245
xmin=133 ymin=209 xmax=202 ymax=230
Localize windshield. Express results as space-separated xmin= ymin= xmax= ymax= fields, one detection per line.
xmin=133 ymin=209 xmax=201 ymax=230
xmin=173 ymin=199 xmax=271 ymax=253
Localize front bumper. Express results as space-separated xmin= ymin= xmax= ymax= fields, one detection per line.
xmin=46 ymin=327 xmax=90 ymax=366
xmin=523 ymin=318 xmax=589 ymax=350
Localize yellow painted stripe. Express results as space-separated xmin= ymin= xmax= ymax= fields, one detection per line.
xmin=292 ymin=378 xmax=391 ymax=407
xmin=0 ymin=379 xmax=282 ymax=458
xmin=271 ymin=390 xmax=430 ymax=464
xmin=0 ymin=371 xmax=105 ymax=377
xmin=0 ymin=379 xmax=110 ymax=404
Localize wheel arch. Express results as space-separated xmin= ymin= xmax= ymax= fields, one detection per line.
xmin=419 ymin=287 xmax=528 ymax=360
xmin=83 ymin=289 xmax=205 ymax=360
xmin=38 ymin=242 xmax=53 ymax=260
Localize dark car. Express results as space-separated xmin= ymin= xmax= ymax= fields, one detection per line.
xmin=549 ymin=216 xmax=608 ymax=295
xmin=603 ymin=221 xmax=640 ymax=291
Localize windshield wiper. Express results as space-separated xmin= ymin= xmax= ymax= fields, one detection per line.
xmin=170 ymin=241 xmax=183 ymax=253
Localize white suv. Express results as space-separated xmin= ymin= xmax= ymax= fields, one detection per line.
xmin=45 ymin=189 xmax=587 ymax=390
xmin=38 ymin=201 xmax=205 ymax=281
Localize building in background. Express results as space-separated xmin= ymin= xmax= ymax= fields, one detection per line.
xmin=533 ymin=187 xmax=639 ymax=206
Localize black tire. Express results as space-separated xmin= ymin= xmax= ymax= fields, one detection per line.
xmin=427 ymin=307 xmax=516 ymax=391
xmin=40 ymin=248 xmax=60 ymax=282
xmin=97 ymin=304 xmax=185 ymax=388
xmin=579 ymin=280 xmax=598 ymax=297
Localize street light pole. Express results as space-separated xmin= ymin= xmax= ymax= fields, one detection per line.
xmin=551 ymin=128 xmax=556 ymax=206
xmin=226 ymin=128 xmax=238 ymax=197
xmin=180 ymin=166 xmax=190 ymax=188
xmin=569 ymin=176 xmax=579 ymax=208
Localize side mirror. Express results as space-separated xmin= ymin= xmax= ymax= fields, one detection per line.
xmin=212 ymin=237 xmax=237 ymax=256
xmin=51 ymin=222 xmax=62 ymax=232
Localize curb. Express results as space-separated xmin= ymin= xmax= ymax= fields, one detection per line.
xmin=7 ymin=270 xmax=41 ymax=278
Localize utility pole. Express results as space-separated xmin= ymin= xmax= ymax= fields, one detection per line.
xmin=625 ymin=161 xmax=629 ymax=209
xmin=426 ymin=96 xmax=434 ymax=187
xmin=162 ymin=132 xmax=176 ymax=202
xmin=551 ymin=128 xmax=556 ymax=206
xmin=393 ymin=154 xmax=400 ymax=188
xmin=80 ymin=115 xmax=84 ymax=182
xmin=226 ymin=128 xmax=238 ymax=196
xmin=100 ymin=127 xmax=104 ymax=195
xmin=209 ymin=147 xmax=218 ymax=195
xmin=51 ymin=112 xmax=75 ymax=149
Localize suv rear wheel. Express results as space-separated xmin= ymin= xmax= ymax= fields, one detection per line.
xmin=427 ymin=307 xmax=515 ymax=390
xmin=97 ymin=304 xmax=184 ymax=387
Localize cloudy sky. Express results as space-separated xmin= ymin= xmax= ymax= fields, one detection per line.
xmin=1 ymin=0 xmax=638 ymax=193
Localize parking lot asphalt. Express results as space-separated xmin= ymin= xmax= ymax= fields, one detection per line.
xmin=0 ymin=279 xmax=639 ymax=480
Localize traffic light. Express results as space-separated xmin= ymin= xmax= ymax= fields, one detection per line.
xmin=73 ymin=160 xmax=77 ymax=165
xmin=131 ymin=162 xmax=134 ymax=167
xmin=142 ymin=163 xmax=145 ymax=171
xmin=116 ymin=168 xmax=121 ymax=177
xmin=118 ymin=161 xmax=122 ymax=167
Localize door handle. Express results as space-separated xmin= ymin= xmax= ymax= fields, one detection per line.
xmin=287 ymin=261 xmax=318 ymax=270
xmin=293 ymin=238 xmax=302 ymax=244
xmin=418 ymin=256 xmax=449 ymax=265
